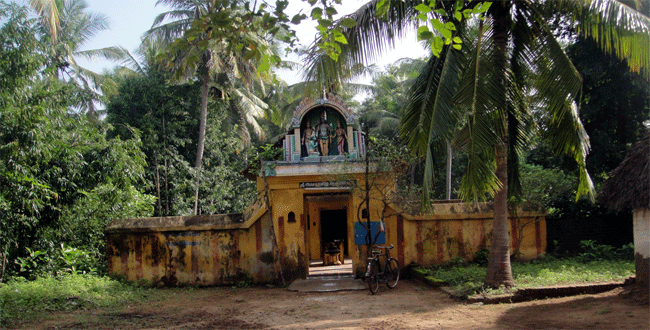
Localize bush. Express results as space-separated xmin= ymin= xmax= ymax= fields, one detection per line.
xmin=0 ymin=274 xmax=154 ymax=327
xmin=577 ymin=240 xmax=634 ymax=262
xmin=472 ymin=249 xmax=490 ymax=266
xmin=14 ymin=245 xmax=99 ymax=280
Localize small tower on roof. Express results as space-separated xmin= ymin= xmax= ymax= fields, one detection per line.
xmin=281 ymin=92 xmax=364 ymax=163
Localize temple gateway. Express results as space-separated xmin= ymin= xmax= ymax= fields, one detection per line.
xmin=105 ymin=93 xmax=547 ymax=286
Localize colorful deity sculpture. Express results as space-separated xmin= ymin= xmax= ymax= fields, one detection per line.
xmin=317 ymin=111 xmax=332 ymax=155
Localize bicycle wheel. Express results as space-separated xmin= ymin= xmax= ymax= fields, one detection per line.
xmin=366 ymin=261 xmax=380 ymax=294
xmin=385 ymin=258 xmax=400 ymax=289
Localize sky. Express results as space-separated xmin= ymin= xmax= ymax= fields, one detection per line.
xmin=57 ymin=0 xmax=428 ymax=85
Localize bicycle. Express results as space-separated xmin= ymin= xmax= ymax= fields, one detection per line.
xmin=364 ymin=244 xmax=400 ymax=294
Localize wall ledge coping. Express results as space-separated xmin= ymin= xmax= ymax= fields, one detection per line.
xmin=105 ymin=213 xmax=261 ymax=233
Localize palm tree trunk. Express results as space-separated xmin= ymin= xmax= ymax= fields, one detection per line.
xmin=485 ymin=143 xmax=514 ymax=288
xmin=164 ymin=157 xmax=170 ymax=215
xmin=446 ymin=141 xmax=452 ymax=200
xmin=485 ymin=1 xmax=514 ymax=288
xmin=193 ymin=67 xmax=210 ymax=215
xmin=154 ymin=153 xmax=162 ymax=215
xmin=162 ymin=114 xmax=170 ymax=215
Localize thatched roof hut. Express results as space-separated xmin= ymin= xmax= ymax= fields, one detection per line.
xmin=599 ymin=131 xmax=650 ymax=211
xmin=599 ymin=131 xmax=649 ymax=290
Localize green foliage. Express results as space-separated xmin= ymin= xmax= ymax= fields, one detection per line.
xmin=29 ymin=0 xmax=124 ymax=113
xmin=472 ymin=249 xmax=490 ymax=266
xmin=577 ymin=240 xmax=634 ymax=262
xmin=567 ymin=37 xmax=650 ymax=180
xmin=359 ymin=58 xmax=424 ymax=139
xmin=15 ymin=245 xmax=99 ymax=280
xmin=197 ymin=111 xmax=256 ymax=214
xmin=0 ymin=274 xmax=155 ymax=327
xmin=106 ymin=67 xmax=255 ymax=216
xmin=247 ymin=144 xmax=283 ymax=177
xmin=427 ymin=263 xmax=485 ymax=292
xmin=519 ymin=162 xmax=578 ymax=206
xmin=546 ymin=196 xmax=632 ymax=254
xmin=380 ymin=0 xmax=489 ymax=57
xmin=511 ymin=258 xmax=634 ymax=288
xmin=0 ymin=2 xmax=154 ymax=280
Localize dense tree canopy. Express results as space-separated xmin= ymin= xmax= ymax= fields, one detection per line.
xmin=106 ymin=65 xmax=256 ymax=216
xmin=0 ymin=2 xmax=153 ymax=280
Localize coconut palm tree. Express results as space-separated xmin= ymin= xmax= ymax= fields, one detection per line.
xmin=145 ymin=0 xmax=284 ymax=214
xmin=30 ymin=0 xmax=125 ymax=115
xmin=303 ymin=0 xmax=649 ymax=288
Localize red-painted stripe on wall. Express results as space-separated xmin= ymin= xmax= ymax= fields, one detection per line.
xmin=436 ymin=221 xmax=443 ymax=262
xmin=120 ymin=233 xmax=129 ymax=278
xmin=232 ymin=233 xmax=240 ymax=271
xmin=416 ymin=221 xmax=423 ymax=265
xmin=535 ymin=220 xmax=542 ymax=254
xmin=457 ymin=222 xmax=464 ymax=256
xmin=510 ymin=218 xmax=518 ymax=250
xmin=191 ymin=242 xmax=199 ymax=282
xmin=397 ymin=215 xmax=405 ymax=268
xmin=479 ymin=219 xmax=485 ymax=248
xmin=134 ymin=235 xmax=143 ymax=280
xmin=255 ymin=219 xmax=262 ymax=252
xmin=212 ymin=233 xmax=220 ymax=281
xmin=151 ymin=235 xmax=159 ymax=269
xmin=278 ymin=216 xmax=285 ymax=253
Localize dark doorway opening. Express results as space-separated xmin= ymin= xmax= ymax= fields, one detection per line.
xmin=320 ymin=209 xmax=348 ymax=256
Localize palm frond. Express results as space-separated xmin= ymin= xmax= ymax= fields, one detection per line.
xmin=146 ymin=18 xmax=194 ymax=44
xmin=551 ymin=0 xmax=650 ymax=79
xmin=580 ymin=0 xmax=650 ymax=78
xmin=234 ymin=89 xmax=268 ymax=141
xmin=527 ymin=1 xmax=595 ymax=200
xmin=115 ymin=46 xmax=145 ymax=75
xmin=400 ymin=37 xmax=467 ymax=202
xmin=74 ymin=46 xmax=126 ymax=61
xmin=302 ymin=0 xmax=422 ymax=87
xmin=29 ymin=0 xmax=59 ymax=41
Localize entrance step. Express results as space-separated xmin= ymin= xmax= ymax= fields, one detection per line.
xmin=287 ymin=275 xmax=366 ymax=293
xmin=308 ymin=258 xmax=353 ymax=277
xmin=289 ymin=258 xmax=365 ymax=292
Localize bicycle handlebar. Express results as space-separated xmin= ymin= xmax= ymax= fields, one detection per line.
xmin=373 ymin=244 xmax=394 ymax=250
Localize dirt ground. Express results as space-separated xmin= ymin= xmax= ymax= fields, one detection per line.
xmin=20 ymin=280 xmax=650 ymax=330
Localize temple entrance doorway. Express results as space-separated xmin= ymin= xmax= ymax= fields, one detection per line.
xmin=304 ymin=194 xmax=353 ymax=276
xmin=320 ymin=209 xmax=348 ymax=257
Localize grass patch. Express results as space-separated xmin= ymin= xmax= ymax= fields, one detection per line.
xmin=0 ymin=274 xmax=164 ymax=327
xmin=416 ymin=257 xmax=634 ymax=296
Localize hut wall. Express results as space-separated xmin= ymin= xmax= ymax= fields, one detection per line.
xmin=633 ymin=208 xmax=649 ymax=286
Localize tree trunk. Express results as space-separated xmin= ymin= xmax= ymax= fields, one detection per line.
xmin=162 ymin=115 xmax=170 ymax=216
xmin=446 ymin=141 xmax=452 ymax=200
xmin=193 ymin=68 xmax=210 ymax=215
xmin=262 ymin=160 xmax=285 ymax=286
xmin=364 ymin=124 xmax=372 ymax=261
xmin=164 ymin=157 xmax=170 ymax=215
xmin=0 ymin=243 xmax=7 ymax=283
xmin=485 ymin=1 xmax=514 ymax=288
xmin=485 ymin=144 xmax=514 ymax=288
xmin=154 ymin=153 xmax=162 ymax=215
